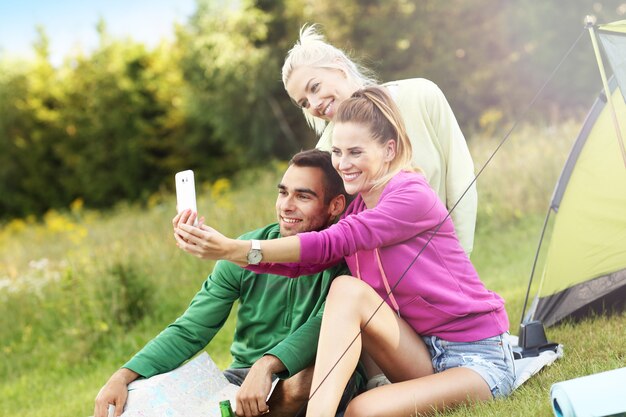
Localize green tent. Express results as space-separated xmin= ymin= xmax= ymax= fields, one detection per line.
xmin=524 ymin=20 xmax=626 ymax=327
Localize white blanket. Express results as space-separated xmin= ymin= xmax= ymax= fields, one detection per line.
xmin=507 ymin=334 xmax=564 ymax=390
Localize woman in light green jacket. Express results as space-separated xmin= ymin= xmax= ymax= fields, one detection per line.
xmin=282 ymin=25 xmax=477 ymax=257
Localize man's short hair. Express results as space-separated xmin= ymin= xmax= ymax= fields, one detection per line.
xmin=289 ymin=149 xmax=348 ymax=204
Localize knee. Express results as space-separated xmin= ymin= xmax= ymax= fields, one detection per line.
xmin=270 ymin=369 xmax=312 ymax=410
xmin=279 ymin=381 xmax=309 ymax=405
xmin=268 ymin=383 xmax=307 ymax=416
xmin=327 ymin=275 xmax=369 ymax=305
xmin=344 ymin=396 xmax=371 ymax=417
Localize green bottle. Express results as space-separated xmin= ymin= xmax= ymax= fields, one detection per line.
xmin=219 ymin=400 xmax=235 ymax=417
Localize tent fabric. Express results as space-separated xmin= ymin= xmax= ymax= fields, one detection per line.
xmin=529 ymin=77 xmax=626 ymax=326
xmin=540 ymin=83 xmax=626 ymax=294
xmin=598 ymin=19 xmax=626 ymax=34
xmin=533 ymin=270 xmax=626 ymax=326
xmin=598 ymin=21 xmax=626 ymax=102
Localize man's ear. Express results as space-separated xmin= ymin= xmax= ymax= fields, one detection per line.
xmin=328 ymin=194 xmax=346 ymax=218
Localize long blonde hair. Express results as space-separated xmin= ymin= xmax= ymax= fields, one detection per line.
xmin=334 ymin=86 xmax=415 ymax=189
xmin=282 ymin=24 xmax=378 ymax=135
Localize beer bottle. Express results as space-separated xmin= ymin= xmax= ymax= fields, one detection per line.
xmin=219 ymin=400 xmax=235 ymax=417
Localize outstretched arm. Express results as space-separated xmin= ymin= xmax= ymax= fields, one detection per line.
xmin=174 ymin=209 xmax=302 ymax=265
xmin=173 ymin=210 xmax=341 ymax=276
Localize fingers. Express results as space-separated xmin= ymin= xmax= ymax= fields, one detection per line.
xmin=236 ymin=396 xmax=269 ymax=417
xmin=174 ymin=228 xmax=210 ymax=259
xmin=94 ymin=401 xmax=106 ymax=417
xmin=235 ymin=382 xmax=271 ymax=417
xmin=174 ymin=221 xmax=230 ymax=261
xmin=256 ymin=399 xmax=270 ymax=415
xmin=94 ymin=388 xmax=110 ymax=417
xmin=114 ymin=398 xmax=125 ymax=416
xmin=184 ymin=210 xmax=197 ymax=226
xmin=176 ymin=223 xmax=205 ymax=246
xmin=198 ymin=223 xmax=218 ymax=234
xmin=94 ymin=399 xmax=116 ymax=417
xmin=172 ymin=211 xmax=182 ymax=229
xmin=94 ymin=394 xmax=126 ymax=417
xmin=174 ymin=232 xmax=201 ymax=255
xmin=173 ymin=209 xmax=198 ymax=228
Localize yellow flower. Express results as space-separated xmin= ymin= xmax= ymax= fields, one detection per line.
xmin=5 ymin=218 xmax=27 ymax=235
xmin=211 ymin=178 xmax=231 ymax=199
xmin=70 ymin=198 xmax=84 ymax=214
xmin=147 ymin=192 xmax=162 ymax=209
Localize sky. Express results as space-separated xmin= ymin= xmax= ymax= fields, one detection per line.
xmin=0 ymin=0 xmax=197 ymax=66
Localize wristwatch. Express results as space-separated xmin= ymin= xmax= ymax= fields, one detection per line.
xmin=246 ymin=240 xmax=263 ymax=265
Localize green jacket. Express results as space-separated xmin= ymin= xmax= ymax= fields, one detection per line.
xmin=124 ymin=223 xmax=349 ymax=379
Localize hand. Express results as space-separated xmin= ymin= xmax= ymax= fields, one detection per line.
xmin=172 ymin=209 xmax=204 ymax=233
xmin=235 ymin=356 xmax=283 ymax=417
xmin=93 ymin=368 xmax=138 ymax=417
xmin=174 ymin=221 xmax=244 ymax=263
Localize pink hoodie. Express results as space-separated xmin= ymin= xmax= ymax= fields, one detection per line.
xmin=252 ymin=171 xmax=508 ymax=342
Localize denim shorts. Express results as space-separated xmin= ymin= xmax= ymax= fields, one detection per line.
xmin=422 ymin=333 xmax=516 ymax=399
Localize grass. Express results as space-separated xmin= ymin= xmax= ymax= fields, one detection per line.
xmin=1 ymin=121 xmax=625 ymax=417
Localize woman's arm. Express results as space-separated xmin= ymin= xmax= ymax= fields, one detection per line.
xmin=175 ymin=221 xmax=302 ymax=264
xmin=173 ymin=210 xmax=342 ymax=276
xmin=246 ymin=259 xmax=341 ymax=278
xmin=173 ymin=208 xmax=301 ymax=265
xmin=175 ymin=175 xmax=443 ymax=267
xmin=298 ymin=174 xmax=445 ymax=264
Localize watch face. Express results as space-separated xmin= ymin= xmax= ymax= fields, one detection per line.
xmin=247 ymin=249 xmax=263 ymax=265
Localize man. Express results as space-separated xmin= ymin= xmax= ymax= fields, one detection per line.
xmin=94 ymin=149 xmax=351 ymax=417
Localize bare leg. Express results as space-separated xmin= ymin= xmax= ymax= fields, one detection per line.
xmin=359 ymin=351 xmax=382 ymax=380
xmin=268 ymin=366 xmax=314 ymax=417
xmin=306 ymin=276 xmax=434 ymax=417
xmin=344 ymin=367 xmax=492 ymax=417
xmin=360 ymin=351 xmax=390 ymax=390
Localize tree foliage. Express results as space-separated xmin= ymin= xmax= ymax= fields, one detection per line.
xmin=0 ymin=0 xmax=624 ymax=218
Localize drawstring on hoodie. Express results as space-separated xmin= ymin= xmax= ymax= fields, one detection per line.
xmin=355 ymin=250 xmax=401 ymax=317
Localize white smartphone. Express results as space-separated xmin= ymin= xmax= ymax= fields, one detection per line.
xmin=175 ymin=170 xmax=198 ymax=225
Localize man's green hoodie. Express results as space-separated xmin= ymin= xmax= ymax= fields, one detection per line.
xmin=124 ymin=223 xmax=348 ymax=379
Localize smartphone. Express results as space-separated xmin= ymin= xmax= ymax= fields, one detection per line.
xmin=175 ymin=170 xmax=198 ymax=225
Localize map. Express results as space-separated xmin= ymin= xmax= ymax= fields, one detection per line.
xmin=119 ymin=352 xmax=240 ymax=417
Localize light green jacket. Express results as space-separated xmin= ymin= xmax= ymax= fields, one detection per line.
xmin=316 ymin=78 xmax=477 ymax=255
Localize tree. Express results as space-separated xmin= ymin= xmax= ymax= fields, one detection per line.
xmin=178 ymin=0 xmax=314 ymax=169
xmin=0 ymin=27 xmax=69 ymax=217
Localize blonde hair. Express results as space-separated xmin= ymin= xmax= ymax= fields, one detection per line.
xmin=282 ymin=24 xmax=378 ymax=135
xmin=334 ymin=86 xmax=415 ymax=189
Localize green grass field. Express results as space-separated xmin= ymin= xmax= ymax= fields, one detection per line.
xmin=1 ymin=122 xmax=624 ymax=417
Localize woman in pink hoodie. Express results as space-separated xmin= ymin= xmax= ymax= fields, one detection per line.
xmin=175 ymin=86 xmax=515 ymax=417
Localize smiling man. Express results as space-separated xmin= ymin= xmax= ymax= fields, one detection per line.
xmin=94 ymin=149 xmax=352 ymax=417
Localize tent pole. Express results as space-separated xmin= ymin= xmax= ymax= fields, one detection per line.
xmin=520 ymin=209 xmax=552 ymax=324
xmin=585 ymin=15 xmax=626 ymax=168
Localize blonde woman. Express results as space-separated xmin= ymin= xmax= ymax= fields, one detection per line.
xmin=174 ymin=87 xmax=514 ymax=416
xmin=282 ymin=24 xmax=477 ymax=257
